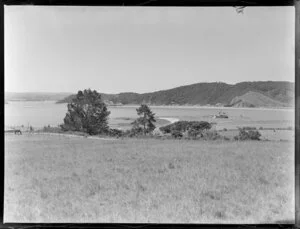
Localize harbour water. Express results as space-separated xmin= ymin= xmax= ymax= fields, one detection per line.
xmin=5 ymin=101 xmax=294 ymax=130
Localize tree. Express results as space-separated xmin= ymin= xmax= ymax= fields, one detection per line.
xmin=132 ymin=104 xmax=156 ymax=135
xmin=61 ymin=89 xmax=110 ymax=135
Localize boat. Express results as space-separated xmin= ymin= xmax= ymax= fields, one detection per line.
xmin=213 ymin=111 xmax=229 ymax=119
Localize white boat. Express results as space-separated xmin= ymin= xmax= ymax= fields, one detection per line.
xmin=213 ymin=111 xmax=229 ymax=119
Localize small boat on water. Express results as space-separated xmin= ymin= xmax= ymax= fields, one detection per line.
xmin=213 ymin=111 xmax=229 ymax=119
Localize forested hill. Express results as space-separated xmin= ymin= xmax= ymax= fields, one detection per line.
xmin=56 ymin=81 xmax=294 ymax=108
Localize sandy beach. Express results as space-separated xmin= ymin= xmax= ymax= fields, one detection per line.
xmin=158 ymin=117 xmax=180 ymax=124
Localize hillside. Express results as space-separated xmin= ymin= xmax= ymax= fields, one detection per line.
xmin=56 ymin=81 xmax=294 ymax=108
xmin=5 ymin=92 xmax=72 ymax=102
xmin=229 ymin=91 xmax=289 ymax=108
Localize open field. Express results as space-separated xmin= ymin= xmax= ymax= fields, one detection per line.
xmin=4 ymin=134 xmax=294 ymax=223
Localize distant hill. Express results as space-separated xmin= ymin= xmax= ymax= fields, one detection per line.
xmin=56 ymin=81 xmax=294 ymax=108
xmin=228 ymin=91 xmax=289 ymax=108
xmin=5 ymin=92 xmax=73 ymax=102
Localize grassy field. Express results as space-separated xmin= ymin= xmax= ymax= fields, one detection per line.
xmin=4 ymin=134 xmax=294 ymax=223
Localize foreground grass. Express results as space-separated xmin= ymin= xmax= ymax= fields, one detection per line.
xmin=4 ymin=134 xmax=294 ymax=223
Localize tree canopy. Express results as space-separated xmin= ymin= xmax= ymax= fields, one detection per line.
xmin=132 ymin=104 xmax=156 ymax=135
xmin=61 ymin=89 xmax=110 ymax=135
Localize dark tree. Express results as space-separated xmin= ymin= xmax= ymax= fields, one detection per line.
xmin=160 ymin=121 xmax=211 ymax=135
xmin=234 ymin=128 xmax=261 ymax=141
xmin=132 ymin=104 xmax=156 ymax=135
xmin=61 ymin=89 xmax=110 ymax=135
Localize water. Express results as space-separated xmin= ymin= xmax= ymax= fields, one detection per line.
xmin=5 ymin=101 xmax=294 ymax=130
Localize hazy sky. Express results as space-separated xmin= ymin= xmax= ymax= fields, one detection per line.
xmin=5 ymin=6 xmax=294 ymax=93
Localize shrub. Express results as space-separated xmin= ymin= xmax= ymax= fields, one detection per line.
xmin=259 ymin=127 xmax=264 ymax=130
xmin=160 ymin=121 xmax=189 ymax=133
xmin=159 ymin=121 xmax=182 ymax=133
xmin=202 ymin=130 xmax=222 ymax=140
xmin=159 ymin=124 xmax=172 ymax=133
xmin=190 ymin=121 xmax=212 ymax=131
xmin=160 ymin=121 xmax=212 ymax=134
xmin=223 ymin=128 xmax=227 ymax=131
xmin=234 ymin=128 xmax=261 ymax=141
xmin=247 ymin=130 xmax=261 ymax=140
xmin=171 ymin=130 xmax=183 ymax=139
xmin=152 ymin=128 xmax=164 ymax=137
xmin=240 ymin=126 xmax=257 ymax=130
xmin=108 ymin=128 xmax=123 ymax=137
xmin=159 ymin=121 xmax=213 ymax=140
xmin=187 ymin=129 xmax=203 ymax=138
xmin=124 ymin=127 xmax=144 ymax=138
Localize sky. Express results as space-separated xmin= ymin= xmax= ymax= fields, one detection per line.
xmin=5 ymin=6 xmax=295 ymax=94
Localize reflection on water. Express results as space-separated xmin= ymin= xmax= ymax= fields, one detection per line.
xmin=5 ymin=101 xmax=294 ymax=130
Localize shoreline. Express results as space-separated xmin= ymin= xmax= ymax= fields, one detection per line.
xmin=158 ymin=117 xmax=180 ymax=124
xmin=107 ymin=105 xmax=294 ymax=111
xmin=6 ymin=101 xmax=295 ymax=111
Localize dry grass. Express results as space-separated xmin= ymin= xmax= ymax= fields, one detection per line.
xmin=4 ymin=134 xmax=294 ymax=223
